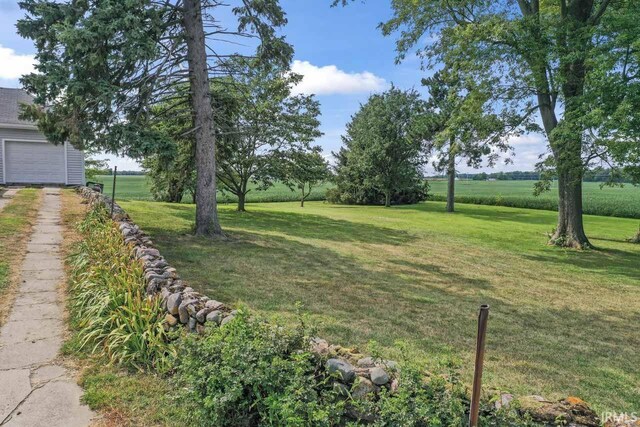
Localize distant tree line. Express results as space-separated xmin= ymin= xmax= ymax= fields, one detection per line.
xmin=434 ymin=168 xmax=636 ymax=183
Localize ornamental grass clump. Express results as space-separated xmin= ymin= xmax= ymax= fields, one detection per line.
xmin=68 ymin=205 xmax=174 ymax=371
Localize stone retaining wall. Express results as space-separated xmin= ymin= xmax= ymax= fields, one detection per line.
xmin=77 ymin=187 xmax=618 ymax=426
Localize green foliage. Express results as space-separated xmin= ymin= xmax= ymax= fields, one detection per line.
xmin=213 ymin=58 xmax=323 ymax=211
xmin=142 ymin=102 xmax=197 ymax=203
xmin=278 ymin=146 xmax=331 ymax=206
xmin=331 ymin=87 xmax=430 ymax=206
xmin=84 ymin=158 xmax=110 ymax=182
xmin=68 ymin=205 xmax=175 ymax=371
xmin=173 ymin=309 xmax=539 ymax=426
xmin=17 ymin=0 xmax=294 ymax=156
xmin=174 ymin=311 xmax=345 ymax=426
xmin=421 ymin=70 xmax=524 ymax=174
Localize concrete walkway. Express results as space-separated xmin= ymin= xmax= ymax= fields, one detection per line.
xmin=0 ymin=188 xmax=94 ymax=426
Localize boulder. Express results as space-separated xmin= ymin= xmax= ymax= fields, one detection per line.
xmin=351 ymin=377 xmax=377 ymax=399
xmin=166 ymin=293 xmax=182 ymax=315
xmin=326 ymin=358 xmax=356 ymax=383
xmin=164 ymin=314 xmax=178 ymax=327
xmin=206 ymin=310 xmax=222 ymax=324
xmin=369 ymin=367 xmax=389 ymax=385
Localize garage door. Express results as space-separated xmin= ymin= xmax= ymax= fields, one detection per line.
xmin=5 ymin=140 xmax=66 ymax=184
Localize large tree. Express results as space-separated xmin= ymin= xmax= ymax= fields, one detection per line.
xmin=422 ymin=70 xmax=525 ymax=213
xmin=336 ymin=0 xmax=640 ymax=248
xmin=17 ymin=0 xmax=293 ymax=237
xmin=331 ymin=87 xmax=429 ymax=207
xmin=213 ymin=60 xmax=322 ymax=212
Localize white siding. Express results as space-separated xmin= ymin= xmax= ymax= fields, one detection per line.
xmin=0 ymin=128 xmax=45 ymax=184
xmin=66 ymin=142 xmax=85 ymax=185
xmin=4 ymin=140 xmax=66 ymax=184
xmin=0 ymin=127 xmax=85 ymax=185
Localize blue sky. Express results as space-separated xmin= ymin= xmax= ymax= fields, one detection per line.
xmin=0 ymin=0 xmax=546 ymax=172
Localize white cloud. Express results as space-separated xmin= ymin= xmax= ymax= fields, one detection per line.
xmin=0 ymin=44 xmax=35 ymax=80
xmin=290 ymin=60 xmax=386 ymax=96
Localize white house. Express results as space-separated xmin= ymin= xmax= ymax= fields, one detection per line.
xmin=0 ymin=88 xmax=85 ymax=186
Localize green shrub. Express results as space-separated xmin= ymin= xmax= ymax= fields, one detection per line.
xmin=174 ymin=310 xmax=345 ymax=426
xmin=68 ymin=205 xmax=175 ymax=371
xmin=173 ymin=310 xmax=540 ymax=426
xmin=326 ymin=180 xmax=430 ymax=206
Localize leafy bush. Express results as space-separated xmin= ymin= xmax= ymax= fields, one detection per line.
xmin=174 ymin=310 xmax=345 ymax=426
xmin=173 ymin=310 xmax=540 ymax=427
xmin=68 ymin=205 xmax=174 ymax=371
xmin=326 ymin=180 xmax=429 ymax=206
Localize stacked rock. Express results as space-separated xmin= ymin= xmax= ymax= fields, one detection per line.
xmin=77 ymin=186 xmax=235 ymax=332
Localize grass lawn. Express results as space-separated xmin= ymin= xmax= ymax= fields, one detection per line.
xmin=96 ymin=175 xmax=640 ymax=219
xmin=94 ymin=175 xmax=332 ymax=204
xmin=120 ymin=198 xmax=640 ymax=412
xmin=0 ymin=189 xmax=41 ymax=325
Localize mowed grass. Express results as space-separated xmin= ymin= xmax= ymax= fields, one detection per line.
xmin=0 ymin=189 xmax=40 ymax=291
xmin=95 ymin=175 xmax=331 ymax=204
xmin=98 ymin=175 xmax=640 ymax=218
xmin=429 ymin=179 xmax=640 ymax=218
xmin=120 ymin=198 xmax=640 ymax=412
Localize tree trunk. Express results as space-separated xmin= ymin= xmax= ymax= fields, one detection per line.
xmin=237 ymin=192 xmax=246 ymax=212
xmin=384 ymin=191 xmax=391 ymax=207
xmin=550 ymin=168 xmax=591 ymax=249
xmin=184 ymin=0 xmax=222 ymax=237
xmin=446 ymin=150 xmax=455 ymax=213
xmin=237 ymin=177 xmax=248 ymax=212
xmin=300 ymin=187 xmax=305 ymax=207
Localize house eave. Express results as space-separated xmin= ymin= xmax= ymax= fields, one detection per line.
xmin=0 ymin=122 xmax=38 ymax=130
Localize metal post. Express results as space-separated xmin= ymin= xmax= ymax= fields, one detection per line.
xmin=469 ymin=304 xmax=490 ymax=427
xmin=110 ymin=166 xmax=117 ymax=217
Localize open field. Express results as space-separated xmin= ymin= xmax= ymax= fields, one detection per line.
xmin=95 ymin=175 xmax=331 ymax=204
xmin=98 ymin=175 xmax=640 ymax=218
xmin=121 ymin=198 xmax=640 ymax=412
xmin=429 ymin=180 xmax=640 ymax=218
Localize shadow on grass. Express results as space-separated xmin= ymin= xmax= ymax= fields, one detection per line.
xmin=398 ymin=201 xmax=557 ymax=226
xmin=141 ymin=203 xmax=415 ymax=246
xmin=523 ymin=246 xmax=640 ymax=282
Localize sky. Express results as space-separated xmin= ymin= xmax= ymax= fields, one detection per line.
xmin=0 ymin=0 xmax=547 ymax=173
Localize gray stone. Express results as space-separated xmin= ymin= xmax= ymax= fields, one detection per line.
xmin=220 ymin=314 xmax=235 ymax=326
xmin=495 ymin=393 xmax=514 ymax=410
xmin=188 ymin=317 xmax=197 ymax=331
xmin=178 ymin=301 xmax=191 ymax=324
xmin=166 ymin=293 xmax=182 ymax=315
xmin=205 ymin=299 xmax=224 ymax=310
xmin=186 ymin=303 xmax=198 ymax=316
xmin=206 ymin=310 xmax=222 ymax=324
xmin=370 ymin=367 xmax=389 ymax=385
xmin=357 ymin=357 xmax=375 ymax=367
xmin=196 ymin=308 xmax=210 ymax=323
xmin=351 ymin=377 xmax=377 ymax=399
xmin=326 ymin=358 xmax=356 ymax=383
xmin=310 ymin=337 xmax=329 ymax=354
